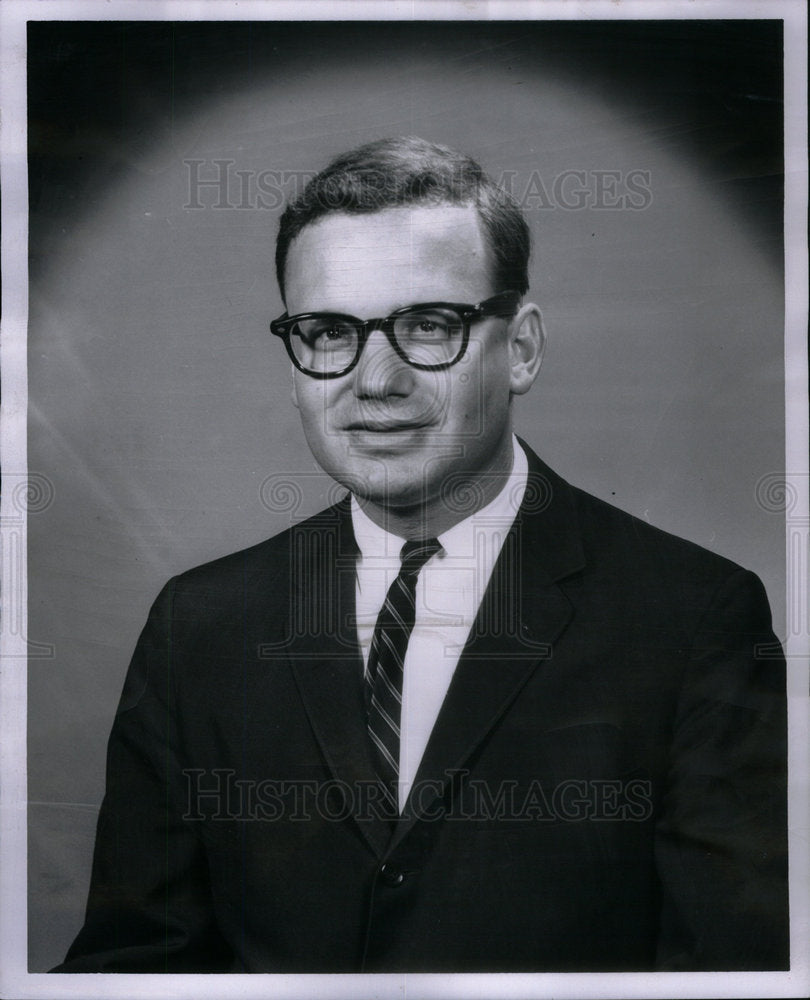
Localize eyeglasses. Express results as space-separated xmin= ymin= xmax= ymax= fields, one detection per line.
xmin=269 ymin=290 xmax=522 ymax=379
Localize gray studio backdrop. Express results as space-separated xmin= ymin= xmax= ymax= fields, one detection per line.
xmin=28 ymin=26 xmax=785 ymax=970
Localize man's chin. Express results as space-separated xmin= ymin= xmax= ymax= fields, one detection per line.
xmin=344 ymin=483 xmax=428 ymax=513
xmin=324 ymin=452 xmax=424 ymax=498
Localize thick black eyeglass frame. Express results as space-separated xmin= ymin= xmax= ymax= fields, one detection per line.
xmin=269 ymin=290 xmax=522 ymax=379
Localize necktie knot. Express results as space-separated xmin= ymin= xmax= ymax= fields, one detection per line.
xmin=399 ymin=538 xmax=442 ymax=577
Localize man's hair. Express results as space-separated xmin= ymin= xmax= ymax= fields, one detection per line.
xmin=275 ymin=136 xmax=531 ymax=301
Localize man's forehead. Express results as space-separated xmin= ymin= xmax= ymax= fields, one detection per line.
xmin=283 ymin=203 xmax=494 ymax=313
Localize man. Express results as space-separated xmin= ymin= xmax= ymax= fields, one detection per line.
xmin=55 ymin=137 xmax=788 ymax=973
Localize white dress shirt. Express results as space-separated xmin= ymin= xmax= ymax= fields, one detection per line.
xmin=351 ymin=436 xmax=528 ymax=810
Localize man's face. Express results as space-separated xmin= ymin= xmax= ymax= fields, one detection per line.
xmin=284 ymin=203 xmax=520 ymax=528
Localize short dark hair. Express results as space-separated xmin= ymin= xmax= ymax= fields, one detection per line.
xmin=275 ymin=136 xmax=531 ymax=301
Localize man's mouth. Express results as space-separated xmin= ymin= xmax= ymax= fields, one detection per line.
xmin=343 ymin=420 xmax=429 ymax=432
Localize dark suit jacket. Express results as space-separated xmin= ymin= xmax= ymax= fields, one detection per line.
xmin=55 ymin=444 xmax=788 ymax=972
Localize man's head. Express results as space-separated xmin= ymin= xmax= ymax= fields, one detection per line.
xmin=273 ymin=137 xmax=545 ymax=537
xmin=275 ymin=136 xmax=531 ymax=304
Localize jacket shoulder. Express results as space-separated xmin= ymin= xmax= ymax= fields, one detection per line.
xmin=565 ymin=477 xmax=755 ymax=593
xmin=167 ymin=500 xmax=349 ymax=598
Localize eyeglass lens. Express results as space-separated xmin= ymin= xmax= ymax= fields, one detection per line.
xmin=290 ymin=307 xmax=466 ymax=373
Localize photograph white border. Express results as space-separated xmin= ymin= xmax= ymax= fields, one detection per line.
xmin=2 ymin=1 xmax=807 ymax=998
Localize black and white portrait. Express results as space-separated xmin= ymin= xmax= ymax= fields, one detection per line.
xmin=1 ymin=2 xmax=807 ymax=997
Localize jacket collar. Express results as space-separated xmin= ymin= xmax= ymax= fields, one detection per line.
xmin=514 ymin=436 xmax=586 ymax=584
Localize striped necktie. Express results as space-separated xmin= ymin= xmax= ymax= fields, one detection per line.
xmin=366 ymin=537 xmax=442 ymax=815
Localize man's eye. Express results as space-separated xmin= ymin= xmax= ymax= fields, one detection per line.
xmin=398 ymin=313 xmax=454 ymax=341
xmin=302 ymin=322 xmax=355 ymax=347
xmin=322 ymin=326 xmax=347 ymax=341
xmin=417 ymin=320 xmax=442 ymax=337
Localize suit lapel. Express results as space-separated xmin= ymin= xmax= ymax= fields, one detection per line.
xmin=285 ymin=499 xmax=392 ymax=858
xmin=393 ymin=447 xmax=585 ymax=841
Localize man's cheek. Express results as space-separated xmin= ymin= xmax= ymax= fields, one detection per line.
xmin=298 ymin=391 xmax=338 ymax=434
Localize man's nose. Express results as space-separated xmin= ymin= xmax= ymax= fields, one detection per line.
xmin=352 ymin=327 xmax=415 ymax=399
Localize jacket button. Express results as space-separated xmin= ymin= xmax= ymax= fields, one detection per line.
xmin=379 ymin=863 xmax=405 ymax=887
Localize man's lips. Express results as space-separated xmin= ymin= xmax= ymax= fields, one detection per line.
xmin=343 ymin=420 xmax=430 ymax=432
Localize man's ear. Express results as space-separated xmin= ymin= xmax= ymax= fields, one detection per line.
xmin=508 ymin=302 xmax=546 ymax=395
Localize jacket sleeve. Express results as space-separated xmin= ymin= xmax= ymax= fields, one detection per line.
xmin=51 ymin=579 xmax=234 ymax=973
xmin=654 ymin=568 xmax=789 ymax=970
